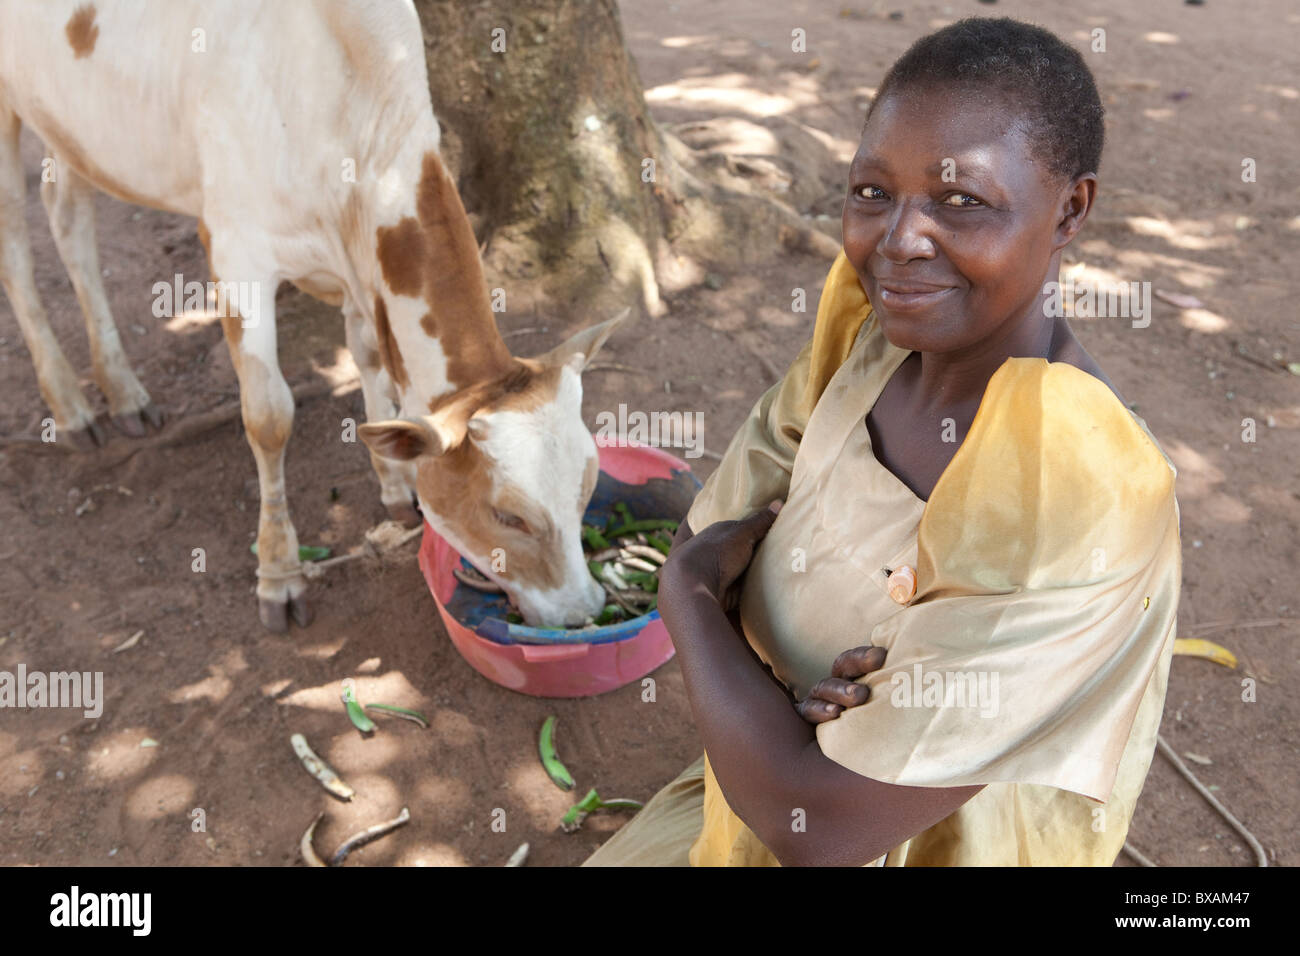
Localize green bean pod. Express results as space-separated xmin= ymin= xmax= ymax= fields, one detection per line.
xmin=538 ymin=715 xmax=576 ymax=791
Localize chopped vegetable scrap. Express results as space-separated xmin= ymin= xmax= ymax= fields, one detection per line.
xmin=560 ymin=788 xmax=645 ymax=833
xmin=290 ymin=733 xmax=355 ymax=801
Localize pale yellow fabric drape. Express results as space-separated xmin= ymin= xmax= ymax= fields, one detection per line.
xmin=582 ymin=251 xmax=1181 ymax=867
xmin=681 ymin=252 xmax=875 ymax=536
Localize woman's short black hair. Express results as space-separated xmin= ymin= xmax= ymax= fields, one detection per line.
xmin=867 ymin=17 xmax=1105 ymax=181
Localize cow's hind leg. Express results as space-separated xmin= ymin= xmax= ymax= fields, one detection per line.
xmin=343 ymin=297 xmax=420 ymax=527
xmin=41 ymin=160 xmax=162 ymax=436
xmin=0 ymin=105 xmax=103 ymax=446
xmin=209 ymin=252 xmax=310 ymax=632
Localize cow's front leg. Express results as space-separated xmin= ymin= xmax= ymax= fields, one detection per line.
xmin=216 ymin=270 xmax=310 ymax=632
xmin=343 ymin=298 xmax=420 ymax=527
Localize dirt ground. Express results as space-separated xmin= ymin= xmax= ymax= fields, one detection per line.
xmin=1 ymin=0 xmax=1296 ymax=867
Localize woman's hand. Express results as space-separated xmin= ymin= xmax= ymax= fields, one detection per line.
xmin=796 ymin=645 xmax=888 ymax=724
xmin=661 ymin=500 xmax=781 ymax=613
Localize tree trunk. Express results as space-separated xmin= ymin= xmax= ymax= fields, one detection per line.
xmin=415 ymin=0 xmax=839 ymax=319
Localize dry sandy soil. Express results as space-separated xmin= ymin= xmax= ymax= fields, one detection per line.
xmin=1 ymin=0 xmax=1296 ymax=867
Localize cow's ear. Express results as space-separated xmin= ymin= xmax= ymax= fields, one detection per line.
xmin=359 ymin=414 xmax=462 ymax=460
xmin=534 ymin=308 xmax=633 ymax=371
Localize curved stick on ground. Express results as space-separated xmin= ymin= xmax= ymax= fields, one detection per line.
xmin=1156 ymin=734 xmax=1268 ymax=867
xmin=1122 ymin=734 xmax=1269 ymax=867
xmin=1120 ymin=841 xmax=1157 ymax=867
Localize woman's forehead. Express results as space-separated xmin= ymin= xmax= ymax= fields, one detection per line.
xmin=855 ymin=88 xmax=1040 ymax=176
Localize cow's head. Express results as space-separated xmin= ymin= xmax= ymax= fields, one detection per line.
xmin=359 ymin=311 xmax=631 ymax=627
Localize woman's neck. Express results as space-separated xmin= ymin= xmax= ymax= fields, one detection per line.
xmin=910 ymin=310 xmax=1060 ymax=413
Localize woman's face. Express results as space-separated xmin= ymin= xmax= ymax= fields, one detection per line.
xmin=842 ymin=83 xmax=1091 ymax=355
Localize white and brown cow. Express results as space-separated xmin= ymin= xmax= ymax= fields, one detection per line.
xmin=0 ymin=0 xmax=619 ymax=630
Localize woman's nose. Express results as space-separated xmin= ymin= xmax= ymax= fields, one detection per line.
xmin=877 ymin=200 xmax=937 ymax=264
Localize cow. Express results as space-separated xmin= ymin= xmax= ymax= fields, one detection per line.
xmin=0 ymin=0 xmax=619 ymax=630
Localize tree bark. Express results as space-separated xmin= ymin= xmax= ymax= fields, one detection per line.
xmin=415 ymin=0 xmax=839 ymax=319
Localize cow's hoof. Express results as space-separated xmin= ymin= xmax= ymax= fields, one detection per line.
xmin=385 ymin=498 xmax=422 ymax=529
xmin=111 ymin=402 xmax=165 ymax=437
xmin=289 ymin=593 xmax=313 ymax=628
xmin=259 ymin=593 xmax=313 ymax=632
xmin=259 ymin=597 xmax=290 ymax=633
xmin=64 ymin=419 xmax=107 ymax=451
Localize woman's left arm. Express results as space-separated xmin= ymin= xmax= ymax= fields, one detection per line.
xmin=661 ymin=506 xmax=983 ymax=867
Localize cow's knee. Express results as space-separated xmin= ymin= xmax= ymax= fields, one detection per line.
xmin=239 ymin=357 xmax=294 ymax=454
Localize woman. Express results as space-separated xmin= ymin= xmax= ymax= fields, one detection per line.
xmin=583 ymin=17 xmax=1180 ymax=867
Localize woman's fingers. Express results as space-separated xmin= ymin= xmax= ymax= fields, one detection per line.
xmin=711 ymin=506 xmax=783 ymax=610
xmin=796 ymin=697 xmax=844 ymax=724
xmin=796 ymin=678 xmax=871 ymax=724
xmin=831 ymin=645 xmax=888 ymax=680
xmin=794 ymin=647 xmax=884 ymax=725
xmin=662 ymin=503 xmax=782 ymax=608
xmin=809 ymin=676 xmax=870 ymax=708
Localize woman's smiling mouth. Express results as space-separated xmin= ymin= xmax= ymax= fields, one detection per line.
xmin=875 ymin=281 xmax=957 ymax=311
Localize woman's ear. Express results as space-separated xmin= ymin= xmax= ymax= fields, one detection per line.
xmin=1054 ymin=172 xmax=1098 ymax=247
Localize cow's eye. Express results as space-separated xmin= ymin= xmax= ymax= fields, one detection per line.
xmin=492 ymin=508 xmax=531 ymax=534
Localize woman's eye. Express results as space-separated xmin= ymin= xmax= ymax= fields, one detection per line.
xmin=492 ymin=508 xmax=531 ymax=534
xmin=942 ymin=193 xmax=982 ymax=207
xmin=855 ymin=184 xmax=886 ymax=200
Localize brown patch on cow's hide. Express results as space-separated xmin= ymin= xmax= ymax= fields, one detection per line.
xmin=219 ymin=313 xmax=243 ymax=356
xmin=417 ymin=443 xmax=563 ymax=591
xmin=207 ymin=267 xmax=243 ymax=357
xmin=374 ymin=151 xmax=515 ymax=391
xmin=486 ymin=359 xmax=563 ymax=416
xmin=426 ymin=358 xmax=561 ymax=421
xmin=375 ymin=217 xmax=425 ymax=297
xmin=65 ymin=4 xmax=98 ymax=58
xmin=373 ymin=294 xmax=409 ymax=389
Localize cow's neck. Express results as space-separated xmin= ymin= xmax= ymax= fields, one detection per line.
xmin=357 ymin=136 xmax=516 ymax=416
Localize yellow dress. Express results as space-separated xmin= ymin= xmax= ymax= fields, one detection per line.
xmin=582 ymin=252 xmax=1181 ymax=867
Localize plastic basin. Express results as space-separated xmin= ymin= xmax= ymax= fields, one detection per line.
xmin=417 ymin=436 xmax=702 ymax=697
